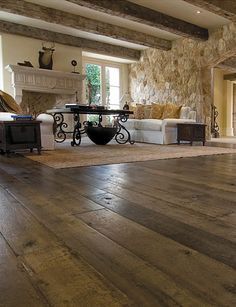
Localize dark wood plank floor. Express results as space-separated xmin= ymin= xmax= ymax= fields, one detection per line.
xmin=0 ymin=152 xmax=236 ymax=306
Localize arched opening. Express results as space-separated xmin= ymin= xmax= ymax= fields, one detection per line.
xmin=201 ymin=46 xmax=236 ymax=145
xmin=211 ymin=55 xmax=236 ymax=142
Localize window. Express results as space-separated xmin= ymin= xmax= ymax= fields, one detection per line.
xmin=85 ymin=63 xmax=102 ymax=105
xmin=84 ymin=60 xmax=122 ymax=109
xmin=106 ymin=66 xmax=120 ymax=109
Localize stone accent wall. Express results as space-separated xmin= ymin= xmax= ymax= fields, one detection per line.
xmin=129 ymin=22 xmax=236 ymax=133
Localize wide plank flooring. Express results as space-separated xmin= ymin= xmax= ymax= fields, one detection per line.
xmin=0 ymin=152 xmax=236 ymax=306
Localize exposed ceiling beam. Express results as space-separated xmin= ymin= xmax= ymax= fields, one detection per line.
xmin=224 ymin=73 xmax=236 ymax=81
xmin=216 ymin=64 xmax=236 ymax=73
xmin=66 ymin=0 xmax=209 ymax=41
xmin=0 ymin=20 xmax=141 ymax=60
xmin=221 ymin=56 xmax=236 ymax=68
xmin=216 ymin=56 xmax=236 ymax=72
xmin=183 ymin=0 xmax=236 ymax=21
xmin=0 ymin=0 xmax=171 ymax=50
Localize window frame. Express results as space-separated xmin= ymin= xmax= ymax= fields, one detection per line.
xmin=82 ymin=57 xmax=124 ymax=108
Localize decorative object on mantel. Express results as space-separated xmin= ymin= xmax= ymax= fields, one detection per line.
xmin=17 ymin=61 xmax=33 ymax=67
xmin=38 ymin=42 xmax=55 ymax=70
xmin=71 ymin=60 xmax=80 ymax=74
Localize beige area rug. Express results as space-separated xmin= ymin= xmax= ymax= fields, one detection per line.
xmin=25 ymin=138 xmax=236 ymax=169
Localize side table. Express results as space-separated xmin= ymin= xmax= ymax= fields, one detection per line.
xmin=177 ymin=123 xmax=206 ymax=146
xmin=0 ymin=120 xmax=42 ymax=154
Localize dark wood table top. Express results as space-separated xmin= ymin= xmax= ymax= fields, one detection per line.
xmin=47 ymin=107 xmax=133 ymax=116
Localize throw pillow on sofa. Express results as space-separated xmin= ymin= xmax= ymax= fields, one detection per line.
xmin=150 ymin=103 xmax=164 ymax=119
xmin=129 ymin=105 xmax=136 ymax=119
xmin=134 ymin=104 xmax=145 ymax=119
xmin=180 ymin=106 xmax=191 ymax=119
xmin=162 ymin=103 xmax=182 ymax=119
xmin=144 ymin=105 xmax=152 ymax=119
xmin=0 ymin=90 xmax=23 ymax=114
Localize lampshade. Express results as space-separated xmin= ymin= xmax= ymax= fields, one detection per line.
xmin=120 ymin=92 xmax=132 ymax=104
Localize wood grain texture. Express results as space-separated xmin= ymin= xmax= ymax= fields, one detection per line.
xmin=0 ymin=0 xmax=171 ymax=50
xmin=0 ymin=152 xmax=235 ymax=306
xmin=67 ymin=0 xmax=208 ymax=40
xmin=0 ymin=20 xmax=140 ymax=60
xmin=224 ymin=73 xmax=236 ymax=81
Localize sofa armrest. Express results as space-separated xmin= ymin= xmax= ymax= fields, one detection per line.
xmin=0 ymin=112 xmax=15 ymax=121
xmin=162 ymin=118 xmax=196 ymax=128
xmin=36 ymin=113 xmax=55 ymax=150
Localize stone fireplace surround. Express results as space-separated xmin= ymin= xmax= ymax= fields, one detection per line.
xmin=6 ymin=65 xmax=86 ymax=114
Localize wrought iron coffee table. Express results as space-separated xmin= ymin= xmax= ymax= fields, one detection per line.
xmin=47 ymin=106 xmax=134 ymax=146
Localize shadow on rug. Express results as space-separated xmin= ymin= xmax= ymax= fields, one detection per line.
xmin=24 ymin=139 xmax=236 ymax=169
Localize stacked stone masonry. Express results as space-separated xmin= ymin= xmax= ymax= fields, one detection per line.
xmin=129 ymin=22 xmax=236 ymax=137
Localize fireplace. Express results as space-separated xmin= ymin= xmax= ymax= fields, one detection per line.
xmin=6 ymin=65 xmax=86 ymax=113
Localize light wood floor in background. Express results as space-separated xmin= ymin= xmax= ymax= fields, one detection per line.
xmin=0 ymin=153 xmax=235 ymax=306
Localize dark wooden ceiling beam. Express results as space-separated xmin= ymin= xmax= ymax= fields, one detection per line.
xmin=183 ymin=0 xmax=236 ymax=21
xmin=221 ymin=56 xmax=236 ymax=68
xmin=224 ymin=73 xmax=236 ymax=81
xmin=0 ymin=0 xmax=171 ymax=50
xmin=66 ymin=0 xmax=209 ymax=40
xmin=216 ymin=64 xmax=236 ymax=73
xmin=216 ymin=56 xmax=236 ymax=72
xmin=0 ymin=20 xmax=141 ymax=60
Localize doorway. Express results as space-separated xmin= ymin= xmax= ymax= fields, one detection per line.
xmin=213 ymin=66 xmax=236 ymax=138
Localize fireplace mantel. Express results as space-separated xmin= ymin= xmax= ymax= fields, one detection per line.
xmin=6 ymin=65 xmax=86 ymax=103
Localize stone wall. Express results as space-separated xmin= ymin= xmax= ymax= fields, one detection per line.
xmin=21 ymin=92 xmax=77 ymax=116
xmin=129 ymin=22 xmax=236 ymax=129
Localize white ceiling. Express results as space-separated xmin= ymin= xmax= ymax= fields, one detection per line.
xmin=0 ymin=0 xmax=231 ymax=62
xmin=129 ymin=0 xmax=229 ymax=29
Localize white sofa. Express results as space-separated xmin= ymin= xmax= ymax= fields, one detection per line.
xmin=123 ymin=106 xmax=197 ymax=144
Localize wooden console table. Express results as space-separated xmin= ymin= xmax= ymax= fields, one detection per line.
xmin=177 ymin=123 xmax=206 ymax=146
xmin=0 ymin=120 xmax=42 ymax=154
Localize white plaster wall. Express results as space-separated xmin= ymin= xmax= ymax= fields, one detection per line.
xmin=0 ymin=35 xmax=3 ymax=90
xmin=0 ymin=33 xmax=82 ymax=96
xmin=225 ymin=80 xmax=234 ymax=136
xmin=213 ymin=68 xmax=227 ymax=136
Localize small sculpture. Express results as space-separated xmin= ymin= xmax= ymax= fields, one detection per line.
xmin=39 ymin=42 xmax=55 ymax=70
xmin=17 ymin=61 xmax=33 ymax=67
xmin=71 ymin=60 xmax=80 ymax=73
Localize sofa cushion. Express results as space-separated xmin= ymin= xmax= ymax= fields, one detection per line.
xmin=129 ymin=105 xmax=136 ymax=119
xmin=134 ymin=104 xmax=145 ymax=119
xmin=162 ymin=118 xmax=196 ymax=127
xmin=123 ymin=119 xmax=137 ymax=130
xmin=189 ymin=110 xmax=197 ymax=120
xmin=150 ymin=103 xmax=164 ymax=119
xmin=180 ymin=106 xmax=191 ymax=119
xmin=162 ymin=103 xmax=182 ymax=119
xmin=144 ymin=105 xmax=152 ymax=119
xmin=134 ymin=119 xmax=162 ymax=131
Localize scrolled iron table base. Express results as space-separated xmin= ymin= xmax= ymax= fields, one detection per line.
xmin=48 ymin=107 xmax=134 ymax=146
xmin=114 ymin=114 xmax=134 ymax=145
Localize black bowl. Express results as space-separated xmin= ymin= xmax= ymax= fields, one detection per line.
xmin=85 ymin=126 xmax=117 ymax=145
